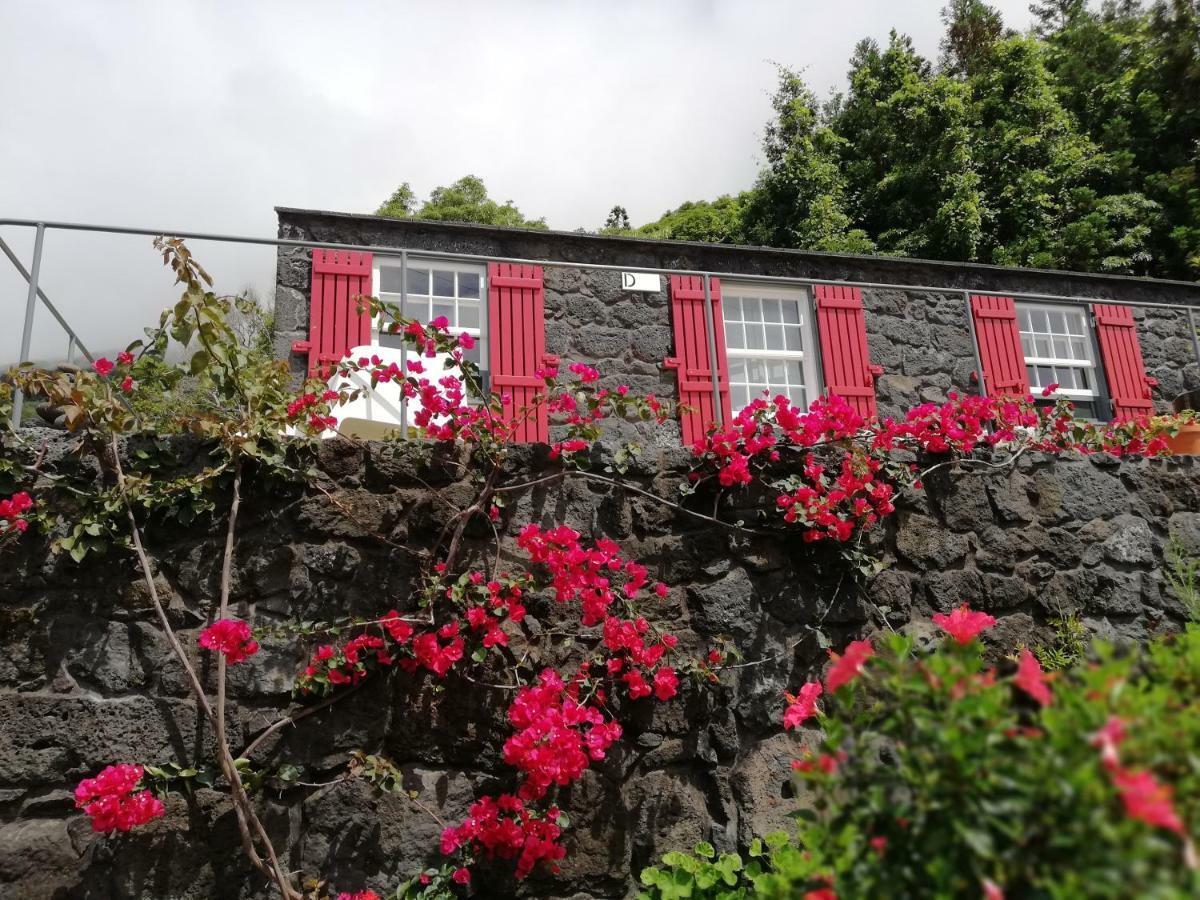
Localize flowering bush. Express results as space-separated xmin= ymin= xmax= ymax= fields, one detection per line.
xmin=640 ymin=614 xmax=1200 ymax=899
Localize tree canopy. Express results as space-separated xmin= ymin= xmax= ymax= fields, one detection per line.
xmin=632 ymin=0 xmax=1200 ymax=278
xmin=375 ymin=175 xmax=547 ymax=229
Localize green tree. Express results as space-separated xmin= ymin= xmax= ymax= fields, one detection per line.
xmin=638 ymin=195 xmax=751 ymax=244
xmin=602 ymin=205 xmax=631 ymax=233
xmin=940 ymin=0 xmax=1007 ymax=77
xmin=375 ymin=175 xmax=547 ymax=229
xmin=832 ymin=34 xmax=982 ymax=259
xmin=741 ymin=67 xmax=874 ymax=254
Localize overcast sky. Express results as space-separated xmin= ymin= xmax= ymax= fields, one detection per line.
xmin=1 ymin=0 xmax=1037 ymax=361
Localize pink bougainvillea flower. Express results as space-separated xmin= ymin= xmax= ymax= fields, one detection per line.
xmin=452 ymin=868 xmax=471 ymax=885
xmin=336 ymin=892 xmax=380 ymax=900
xmin=804 ymin=888 xmax=837 ymax=900
xmin=652 ymin=666 xmax=679 ymax=701
xmin=116 ymin=350 xmax=134 ymax=365
xmin=783 ymin=681 xmax=823 ymax=730
xmin=1090 ymin=715 xmax=1126 ymax=771
xmin=932 ymin=604 xmax=996 ymax=644
xmin=825 ymin=639 xmax=874 ymax=693
xmin=74 ymin=763 xmax=165 ymax=832
xmin=982 ymin=879 xmax=1005 ymax=900
xmin=1013 ymin=648 xmax=1052 ymax=706
xmin=198 ymin=618 xmax=259 ymax=664
xmin=92 ymin=357 xmax=114 ymax=376
xmin=1112 ymin=767 xmax=1186 ymax=834
xmin=1041 ymin=382 xmax=1059 ymax=398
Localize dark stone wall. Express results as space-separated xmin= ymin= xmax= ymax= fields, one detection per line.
xmin=273 ymin=209 xmax=1200 ymax=420
xmin=2 ymin=427 xmax=1200 ymax=899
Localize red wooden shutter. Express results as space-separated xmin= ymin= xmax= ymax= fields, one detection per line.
xmin=813 ymin=285 xmax=882 ymax=418
xmin=291 ymin=249 xmax=373 ymax=379
xmin=665 ymin=276 xmax=731 ymax=445
xmin=1092 ymin=303 xmax=1156 ymax=420
xmin=488 ymin=262 xmax=555 ymax=443
xmin=969 ymin=294 xmax=1030 ymax=398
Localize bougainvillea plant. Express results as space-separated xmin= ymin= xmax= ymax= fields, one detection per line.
xmin=1 ymin=240 xmax=1192 ymax=898
xmin=641 ymin=611 xmax=1200 ymax=899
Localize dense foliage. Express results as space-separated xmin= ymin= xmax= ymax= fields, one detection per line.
xmin=628 ymin=1 xmax=1200 ymax=278
xmin=640 ymin=615 xmax=1200 ymax=899
xmin=376 ymin=175 xmax=548 ymax=229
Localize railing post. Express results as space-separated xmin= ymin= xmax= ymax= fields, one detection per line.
xmin=399 ymin=250 xmax=408 ymax=433
xmin=66 ymin=334 xmax=76 ymax=365
xmin=11 ymin=223 xmax=46 ymax=429
xmin=702 ymin=273 xmax=723 ymax=427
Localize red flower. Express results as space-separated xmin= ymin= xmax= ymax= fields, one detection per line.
xmin=198 ymin=618 xmax=258 ymax=664
xmin=1112 ymin=767 xmax=1186 ymax=834
xmin=804 ymin=890 xmax=837 ymax=900
xmin=451 ymin=867 xmax=471 ymax=885
xmin=652 ymin=666 xmax=679 ymax=701
xmin=783 ymin=682 xmax=822 ymax=729
xmin=117 ymin=350 xmax=134 ymax=365
xmin=120 ymin=376 xmax=134 ymax=393
xmin=1012 ymin=648 xmax=1052 ymax=706
xmin=982 ymin=879 xmax=1005 ymax=900
xmin=74 ymin=764 xmax=165 ymax=832
xmin=825 ymin=639 xmax=874 ymax=693
xmin=93 ymin=357 xmax=115 ymax=376
xmin=932 ymin=604 xmax=996 ymax=644
xmin=336 ymin=892 xmax=380 ymax=900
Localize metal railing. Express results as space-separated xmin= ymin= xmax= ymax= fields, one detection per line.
xmin=5 ymin=215 xmax=1200 ymax=429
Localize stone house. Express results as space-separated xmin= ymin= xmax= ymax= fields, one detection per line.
xmin=273 ymin=207 xmax=1200 ymax=442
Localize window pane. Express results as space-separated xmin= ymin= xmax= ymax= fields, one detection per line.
xmin=1018 ymin=308 xmax=1031 ymax=330
xmin=1027 ymin=365 xmax=1037 ymax=385
xmin=743 ymin=297 xmax=762 ymax=322
xmin=765 ymin=324 xmax=785 ymax=350
xmin=1034 ymin=336 xmax=1051 ymax=357
xmin=1021 ymin=334 xmax=1033 ymax=356
xmin=767 ymin=359 xmax=786 ymax=383
xmin=380 ymin=266 xmax=404 ymax=293
xmin=1053 ymin=337 xmax=1070 ymax=358
xmin=459 ymin=272 xmax=481 ymax=299
xmin=732 ymin=385 xmax=750 ymax=410
xmin=762 ymin=298 xmax=782 ymax=323
xmin=789 ymin=386 xmax=806 ymax=408
xmin=432 ymin=270 xmax=455 ymax=297
xmin=728 ymin=357 xmax=746 ymax=380
xmin=1048 ymin=311 xmax=1067 ymax=334
xmin=1037 ymin=365 xmax=1054 ymax=384
xmin=785 ymin=326 xmax=804 ymax=352
xmin=1070 ymin=337 xmax=1087 ymax=359
xmin=745 ymin=323 xmax=765 ymax=350
xmin=726 ymin=323 xmax=745 ymax=350
xmin=786 ymin=360 xmax=804 ymax=384
xmin=408 ymin=268 xmax=429 ymax=294
xmin=1031 ymin=310 xmax=1049 ymax=333
xmin=725 ymin=296 xmax=742 ymax=321
xmin=781 ymin=300 xmax=801 ymax=324
xmin=747 ymin=359 xmax=766 ymax=383
xmin=459 ymin=303 xmax=480 ymax=329
xmin=433 ymin=302 xmax=454 ymax=323
xmin=1066 ymin=313 xmax=1085 ymax=336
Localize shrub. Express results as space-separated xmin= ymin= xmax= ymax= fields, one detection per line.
xmin=640 ymin=620 xmax=1200 ymax=899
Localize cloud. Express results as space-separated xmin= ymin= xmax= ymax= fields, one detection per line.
xmin=0 ymin=0 xmax=1035 ymax=360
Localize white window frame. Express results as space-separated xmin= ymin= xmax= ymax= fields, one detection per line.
xmin=721 ymin=282 xmax=820 ymax=413
xmin=1015 ymin=302 xmax=1100 ymax=403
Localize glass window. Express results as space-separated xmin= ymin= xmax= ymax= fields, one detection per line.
xmin=376 ymin=261 xmax=485 ymax=336
xmin=723 ymin=286 xmax=816 ymax=412
xmin=1016 ymin=302 xmax=1100 ymax=406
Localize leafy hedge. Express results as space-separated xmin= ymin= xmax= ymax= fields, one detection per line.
xmin=640 ymin=622 xmax=1200 ymax=899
